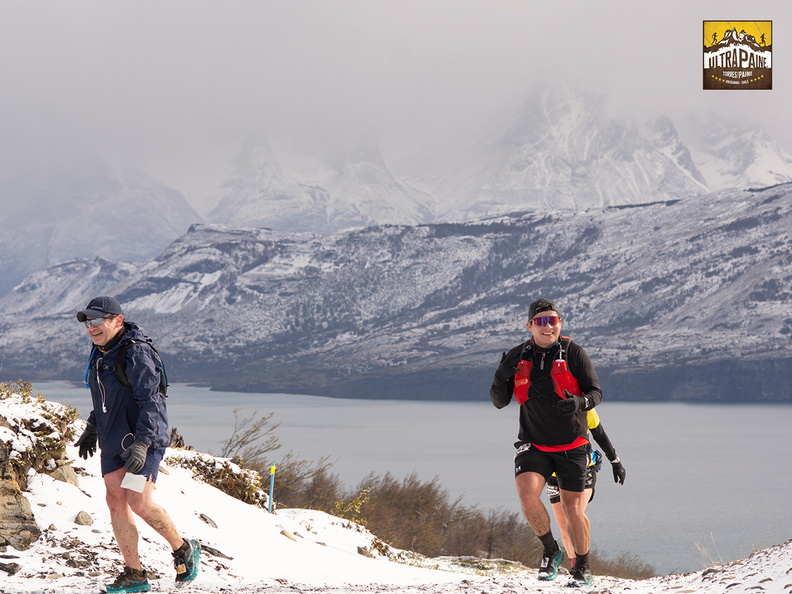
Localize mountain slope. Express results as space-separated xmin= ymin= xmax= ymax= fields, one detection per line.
xmin=0 ymin=183 xmax=789 ymax=401
xmin=0 ymin=161 xmax=202 ymax=294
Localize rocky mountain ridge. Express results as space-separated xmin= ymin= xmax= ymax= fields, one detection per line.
xmin=0 ymin=183 xmax=789 ymax=401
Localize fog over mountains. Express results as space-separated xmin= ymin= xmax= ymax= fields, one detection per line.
xmin=2 ymin=89 xmax=792 ymax=296
xmin=0 ymin=161 xmax=201 ymax=295
xmin=208 ymin=133 xmax=436 ymax=233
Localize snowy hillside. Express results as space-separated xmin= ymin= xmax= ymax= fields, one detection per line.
xmin=0 ymin=183 xmax=790 ymax=401
xmin=1 ymin=389 xmax=791 ymax=594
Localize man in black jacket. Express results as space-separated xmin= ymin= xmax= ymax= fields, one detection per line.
xmin=490 ymin=298 xmax=602 ymax=587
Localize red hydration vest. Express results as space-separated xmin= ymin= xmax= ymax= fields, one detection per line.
xmin=512 ymin=339 xmax=583 ymax=405
xmin=513 ymin=338 xmax=589 ymax=451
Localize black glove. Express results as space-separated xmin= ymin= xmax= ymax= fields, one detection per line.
xmin=122 ymin=440 xmax=150 ymax=474
xmin=494 ymin=351 xmax=520 ymax=383
xmin=611 ymin=458 xmax=627 ymax=485
xmin=74 ymin=424 xmax=98 ymax=459
xmin=555 ymin=390 xmax=588 ymax=415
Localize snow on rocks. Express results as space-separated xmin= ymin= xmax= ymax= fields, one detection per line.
xmin=1 ymin=387 xmax=791 ymax=594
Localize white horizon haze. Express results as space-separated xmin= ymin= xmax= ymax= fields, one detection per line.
xmin=1 ymin=1 xmax=789 ymax=212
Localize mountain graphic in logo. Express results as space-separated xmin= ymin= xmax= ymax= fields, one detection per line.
xmin=703 ymin=21 xmax=772 ymax=90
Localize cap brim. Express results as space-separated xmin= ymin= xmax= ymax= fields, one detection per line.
xmin=76 ymin=309 xmax=108 ymax=322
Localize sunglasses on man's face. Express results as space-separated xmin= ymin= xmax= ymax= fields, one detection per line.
xmin=531 ymin=315 xmax=561 ymax=327
xmin=82 ymin=316 xmax=113 ymax=328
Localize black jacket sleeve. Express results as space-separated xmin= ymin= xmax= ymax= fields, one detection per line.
xmin=590 ymin=422 xmax=618 ymax=461
xmin=489 ymin=345 xmax=523 ymax=409
xmin=566 ymin=339 xmax=602 ymax=409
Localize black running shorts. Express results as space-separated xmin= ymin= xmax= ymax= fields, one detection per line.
xmin=514 ymin=443 xmax=591 ymax=492
xmin=546 ymin=466 xmax=597 ymax=504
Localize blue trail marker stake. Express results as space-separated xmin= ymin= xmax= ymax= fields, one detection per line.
xmin=268 ymin=464 xmax=276 ymax=513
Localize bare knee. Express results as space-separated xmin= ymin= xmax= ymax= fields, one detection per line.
xmin=127 ymin=494 xmax=158 ymax=518
xmin=105 ymin=488 xmax=130 ymax=514
xmin=559 ymin=491 xmax=588 ymax=521
xmin=561 ymin=499 xmax=581 ymax=519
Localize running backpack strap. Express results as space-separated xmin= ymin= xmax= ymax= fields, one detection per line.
xmin=113 ymin=340 xmax=169 ymax=396
xmin=84 ymin=345 xmax=98 ymax=389
xmin=112 ymin=341 xmax=135 ymax=387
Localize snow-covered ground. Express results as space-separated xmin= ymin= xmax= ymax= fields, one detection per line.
xmin=1 ymin=392 xmax=791 ymax=594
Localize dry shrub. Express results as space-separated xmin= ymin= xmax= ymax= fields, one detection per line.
xmin=220 ymin=407 xmax=656 ymax=579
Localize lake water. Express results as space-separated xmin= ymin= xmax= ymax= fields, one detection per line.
xmin=34 ymin=381 xmax=792 ymax=576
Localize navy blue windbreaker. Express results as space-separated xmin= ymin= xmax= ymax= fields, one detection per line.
xmin=86 ymin=322 xmax=169 ymax=458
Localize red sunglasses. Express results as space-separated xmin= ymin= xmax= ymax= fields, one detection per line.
xmin=531 ymin=315 xmax=560 ymax=327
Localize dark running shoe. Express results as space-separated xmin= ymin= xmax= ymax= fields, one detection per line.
xmin=537 ymin=547 xmax=564 ymax=581
xmin=173 ymin=538 xmax=201 ymax=585
xmin=567 ymin=565 xmax=594 ymax=587
xmin=103 ymin=566 xmax=151 ymax=593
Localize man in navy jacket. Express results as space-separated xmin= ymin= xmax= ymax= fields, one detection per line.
xmin=74 ymin=296 xmax=199 ymax=594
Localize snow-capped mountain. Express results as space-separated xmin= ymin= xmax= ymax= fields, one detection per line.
xmin=678 ymin=113 xmax=792 ymax=191
xmin=0 ymin=161 xmax=202 ymax=295
xmin=0 ymin=183 xmax=789 ymax=402
xmin=2 ymin=89 xmax=791 ymax=303
xmin=405 ymin=88 xmax=792 ymax=222
xmin=208 ymin=132 xmax=435 ymax=233
xmin=435 ymin=88 xmax=711 ymax=218
xmin=205 ymin=88 xmax=792 ymax=234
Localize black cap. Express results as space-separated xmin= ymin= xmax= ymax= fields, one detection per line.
xmin=528 ymin=298 xmax=559 ymax=320
xmin=76 ymin=296 xmax=124 ymax=322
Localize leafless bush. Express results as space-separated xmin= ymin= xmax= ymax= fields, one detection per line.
xmin=224 ymin=408 xmax=655 ymax=579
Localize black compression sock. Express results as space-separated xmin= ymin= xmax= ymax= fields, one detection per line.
xmin=175 ymin=539 xmax=189 ymax=553
xmin=575 ymin=552 xmax=589 ymax=569
xmin=539 ymin=530 xmax=558 ymax=552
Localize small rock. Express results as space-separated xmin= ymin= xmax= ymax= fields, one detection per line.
xmin=49 ymin=465 xmax=79 ymax=487
xmin=74 ymin=511 xmax=93 ymax=526
xmin=0 ymin=562 xmax=21 ymax=575
xmin=280 ymin=530 xmax=297 ymax=541
xmin=200 ymin=544 xmax=234 ymax=560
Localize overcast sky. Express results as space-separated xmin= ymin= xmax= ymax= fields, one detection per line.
xmin=1 ymin=0 xmax=790 ymax=208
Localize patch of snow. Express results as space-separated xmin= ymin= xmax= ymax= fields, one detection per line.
xmin=1 ymin=392 xmax=791 ymax=593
